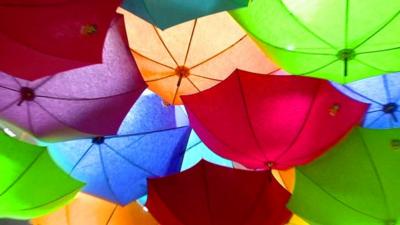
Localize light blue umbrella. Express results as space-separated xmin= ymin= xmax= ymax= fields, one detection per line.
xmin=48 ymin=91 xmax=191 ymax=205
xmin=332 ymin=73 xmax=400 ymax=128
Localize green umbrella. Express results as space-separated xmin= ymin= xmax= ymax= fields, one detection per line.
xmin=0 ymin=131 xmax=84 ymax=219
xmin=230 ymin=0 xmax=400 ymax=83
xmin=288 ymin=127 xmax=400 ymax=225
xmin=123 ymin=0 xmax=249 ymax=29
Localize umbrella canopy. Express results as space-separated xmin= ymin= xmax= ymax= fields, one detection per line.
xmin=288 ymin=127 xmax=400 ymax=225
xmin=0 ymin=131 xmax=83 ymax=219
xmin=0 ymin=15 xmax=145 ymax=141
xmin=147 ymin=160 xmax=292 ymax=225
xmin=181 ymin=131 xmax=233 ymax=171
xmin=121 ymin=9 xmax=279 ymax=104
xmin=287 ymin=215 xmax=310 ymax=225
xmin=332 ymin=73 xmax=400 ymax=129
xmin=31 ymin=193 xmax=159 ymax=225
xmin=122 ymin=0 xmax=249 ymax=29
xmin=182 ymin=69 xmax=368 ymax=170
xmin=0 ymin=0 xmax=121 ymax=80
xmin=48 ymin=92 xmax=191 ymax=205
xmin=230 ymin=0 xmax=400 ymax=83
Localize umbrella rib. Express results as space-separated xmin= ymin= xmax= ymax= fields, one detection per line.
xmin=297 ymin=59 xmax=339 ymax=76
xmin=274 ymin=82 xmax=322 ymax=163
xmin=365 ymin=112 xmax=386 ymax=127
xmin=236 ymin=75 xmax=266 ymax=160
xmin=0 ymin=149 xmax=45 ymax=197
xmin=32 ymin=75 xmax=57 ymax=90
xmin=190 ymin=73 xmax=223 ymax=82
xmin=105 ymin=205 xmax=119 ymax=225
xmin=145 ymin=74 xmax=176 ymax=82
xmin=32 ymin=101 xmax=77 ymax=132
xmin=341 ymin=85 xmax=384 ymax=105
xmin=107 ymin=126 xmax=190 ymax=139
xmin=0 ymin=84 xmax=19 ymax=92
xmin=104 ymin=143 xmax=159 ymax=177
xmin=382 ymin=75 xmax=392 ymax=103
xmin=367 ymin=109 xmax=383 ymax=114
xmin=357 ymin=45 xmax=400 ymax=55
xmin=297 ymin=169 xmax=387 ymax=222
xmin=68 ymin=144 xmax=95 ymax=175
xmin=277 ymin=0 xmax=338 ymax=50
xmin=98 ymin=145 xmax=121 ymax=203
xmin=130 ymin=48 xmax=176 ymax=70
xmin=357 ymin=129 xmax=392 ymax=218
xmin=185 ymin=141 xmax=202 ymax=152
xmin=189 ymin=35 xmax=247 ymax=70
xmin=183 ymin=19 xmax=198 ymax=66
xmin=0 ymin=98 xmax=19 ymax=113
xmin=186 ymin=77 xmax=201 ymax=92
xmin=354 ymin=58 xmax=389 ymax=74
xmin=35 ymin=89 xmax=141 ymax=101
xmin=18 ymin=186 xmax=82 ymax=211
xmin=353 ymin=9 xmax=400 ymax=50
xmin=153 ymin=26 xmax=179 ymax=67
xmin=26 ymin=103 xmax=35 ymax=134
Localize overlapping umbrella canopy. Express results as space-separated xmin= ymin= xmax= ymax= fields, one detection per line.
xmin=1 ymin=1 xmax=400 ymax=224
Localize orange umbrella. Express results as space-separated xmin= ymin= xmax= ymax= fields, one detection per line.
xmin=31 ymin=193 xmax=159 ymax=225
xmin=120 ymin=8 xmax=279 ymax=104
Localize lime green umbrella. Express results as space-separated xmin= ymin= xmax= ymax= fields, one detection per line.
xmin=0 ymin=131 xmax=84 ymax=219
xmin=288 ymin=127 xmax=400 ymax=225
xmin=230 ymin=0 xmax=400 ymax=83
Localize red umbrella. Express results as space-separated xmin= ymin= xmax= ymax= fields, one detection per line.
xmin=0 ymin=0 xmax=121 ymax=80
xmin=147 ymin=160 xmax=292 ymax=225
xmin=182 ymin=70 xmax=368 ymax=170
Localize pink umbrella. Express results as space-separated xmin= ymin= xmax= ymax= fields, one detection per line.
xmin=182 ymin=70 xmax=368 ymax=170
xmin=0 ymin=0 xmax=121 ymax=80
xmin=0 ymin=15 xmax=146 ymax=141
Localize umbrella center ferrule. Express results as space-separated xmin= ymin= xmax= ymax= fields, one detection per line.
xmin=20 ymin=87 xmax=35 ymax=102
xmin=81 ymin=24 xmax=98 ymax=36
xmin=175 ymin=66 xmax=190 ymax=78
xmin=383 ymin=103 xmax=398 ymax=114
xmin=337 ymin=49 xmax=355 ymax=61
xmin=92 ymin=136 xmax=105 ymax=145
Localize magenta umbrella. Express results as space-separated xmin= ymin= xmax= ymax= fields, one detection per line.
xmin=0 ymin=0 xmax=121 ymax=80
xmin=0 ymin=15 xmax=146 ymax=141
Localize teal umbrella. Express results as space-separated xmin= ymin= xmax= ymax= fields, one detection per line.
xmin=122 ymin=0 xmax=249 ymax=29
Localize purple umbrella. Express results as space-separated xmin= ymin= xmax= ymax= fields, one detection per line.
xmin=0 ymin=15 xmax=146 ymax=141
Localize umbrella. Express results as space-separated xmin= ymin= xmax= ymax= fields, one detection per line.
xmin=48 ymin=92 xmax=191 ymax=205
xmin=288 ymin=127 xmax=400 ymax=225
xmin=287 ymin=215 xmax=310 ymax=225
xmin=230 ymin=0 xmax=400 ymax=83
xmin=0 ymin=130 xmax=83 ymax=219
xmin=31 ymin=193 xmax=159 ymax=225
xmin=0 ymin=15 xmax=145 ymax=141
xmin=332 ymin=73 xmax=400 ymax=129
xmin=120 ymin=9 xmax=279 ymax=104
xmin=0 ymin=0 xmax=121 ymax=80
xmin=181 ymin=131 xmax=233 ymax=171
xmin=182 ymin=69 xmax=368 ymax=170
xmin=147 ymin=160 xmax=292 ymax=225
xmin=122 ymin=0 xmax=249 ymax=29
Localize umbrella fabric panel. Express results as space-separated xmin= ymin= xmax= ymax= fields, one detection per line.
xmin=0 ymin=133 xmax=83 ymax=219
xmin=0 ymin=15 xmax=145 ymax=140
xmin=181 ymin=131 xmax=232 ymax=171
xmin=230 ymin=0 xmax=400 ymax=82
xmin=0 ymin=0 xmax=122 ymax=79
xmin=332 ymin=73 xmax=400 ymax=128
xmin=122 ymin=0 xmax=248 ymax=29
xmin=288 ymin=128 xmax=400 ymax=225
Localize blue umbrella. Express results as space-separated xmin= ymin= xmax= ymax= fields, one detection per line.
xmin=181 ymin=131 xmax=232 ymax=171
xmin=48 ymin=91 xmax=191 ymax=205
xmin=332 ymin=73 xmax=400 ymax=129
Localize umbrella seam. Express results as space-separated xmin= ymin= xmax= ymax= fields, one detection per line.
xmin=35 ymin=89 xmax=141 ymax=101
xmin=130 ymin=48 xmax=176 ymax=70
xmin=153 ymin=26 xmax=180 ymax=66
xmin=357 ymin=45 xmax=400 ymax=55
xmin=98 ymin=145 xmax=121 ymax=203
xmin=183 ymin=20 xmax=198 ymax=66
xmin=105 ymin=204 xmax=119 ymax=225
xmin=68 ymin=143 xmax=95 ymax=175
xmin=296 ymin=169 xmax=386 ymax=222
xmin=340 ymin=85 xmax=384 ymax=105
xmin=186 ymin=76 xmax=202 ymax=92
xmin=190 ymin=73 xmax=223 ymax=82
xmin=0 ymin=149 xmax=45 ymax=197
